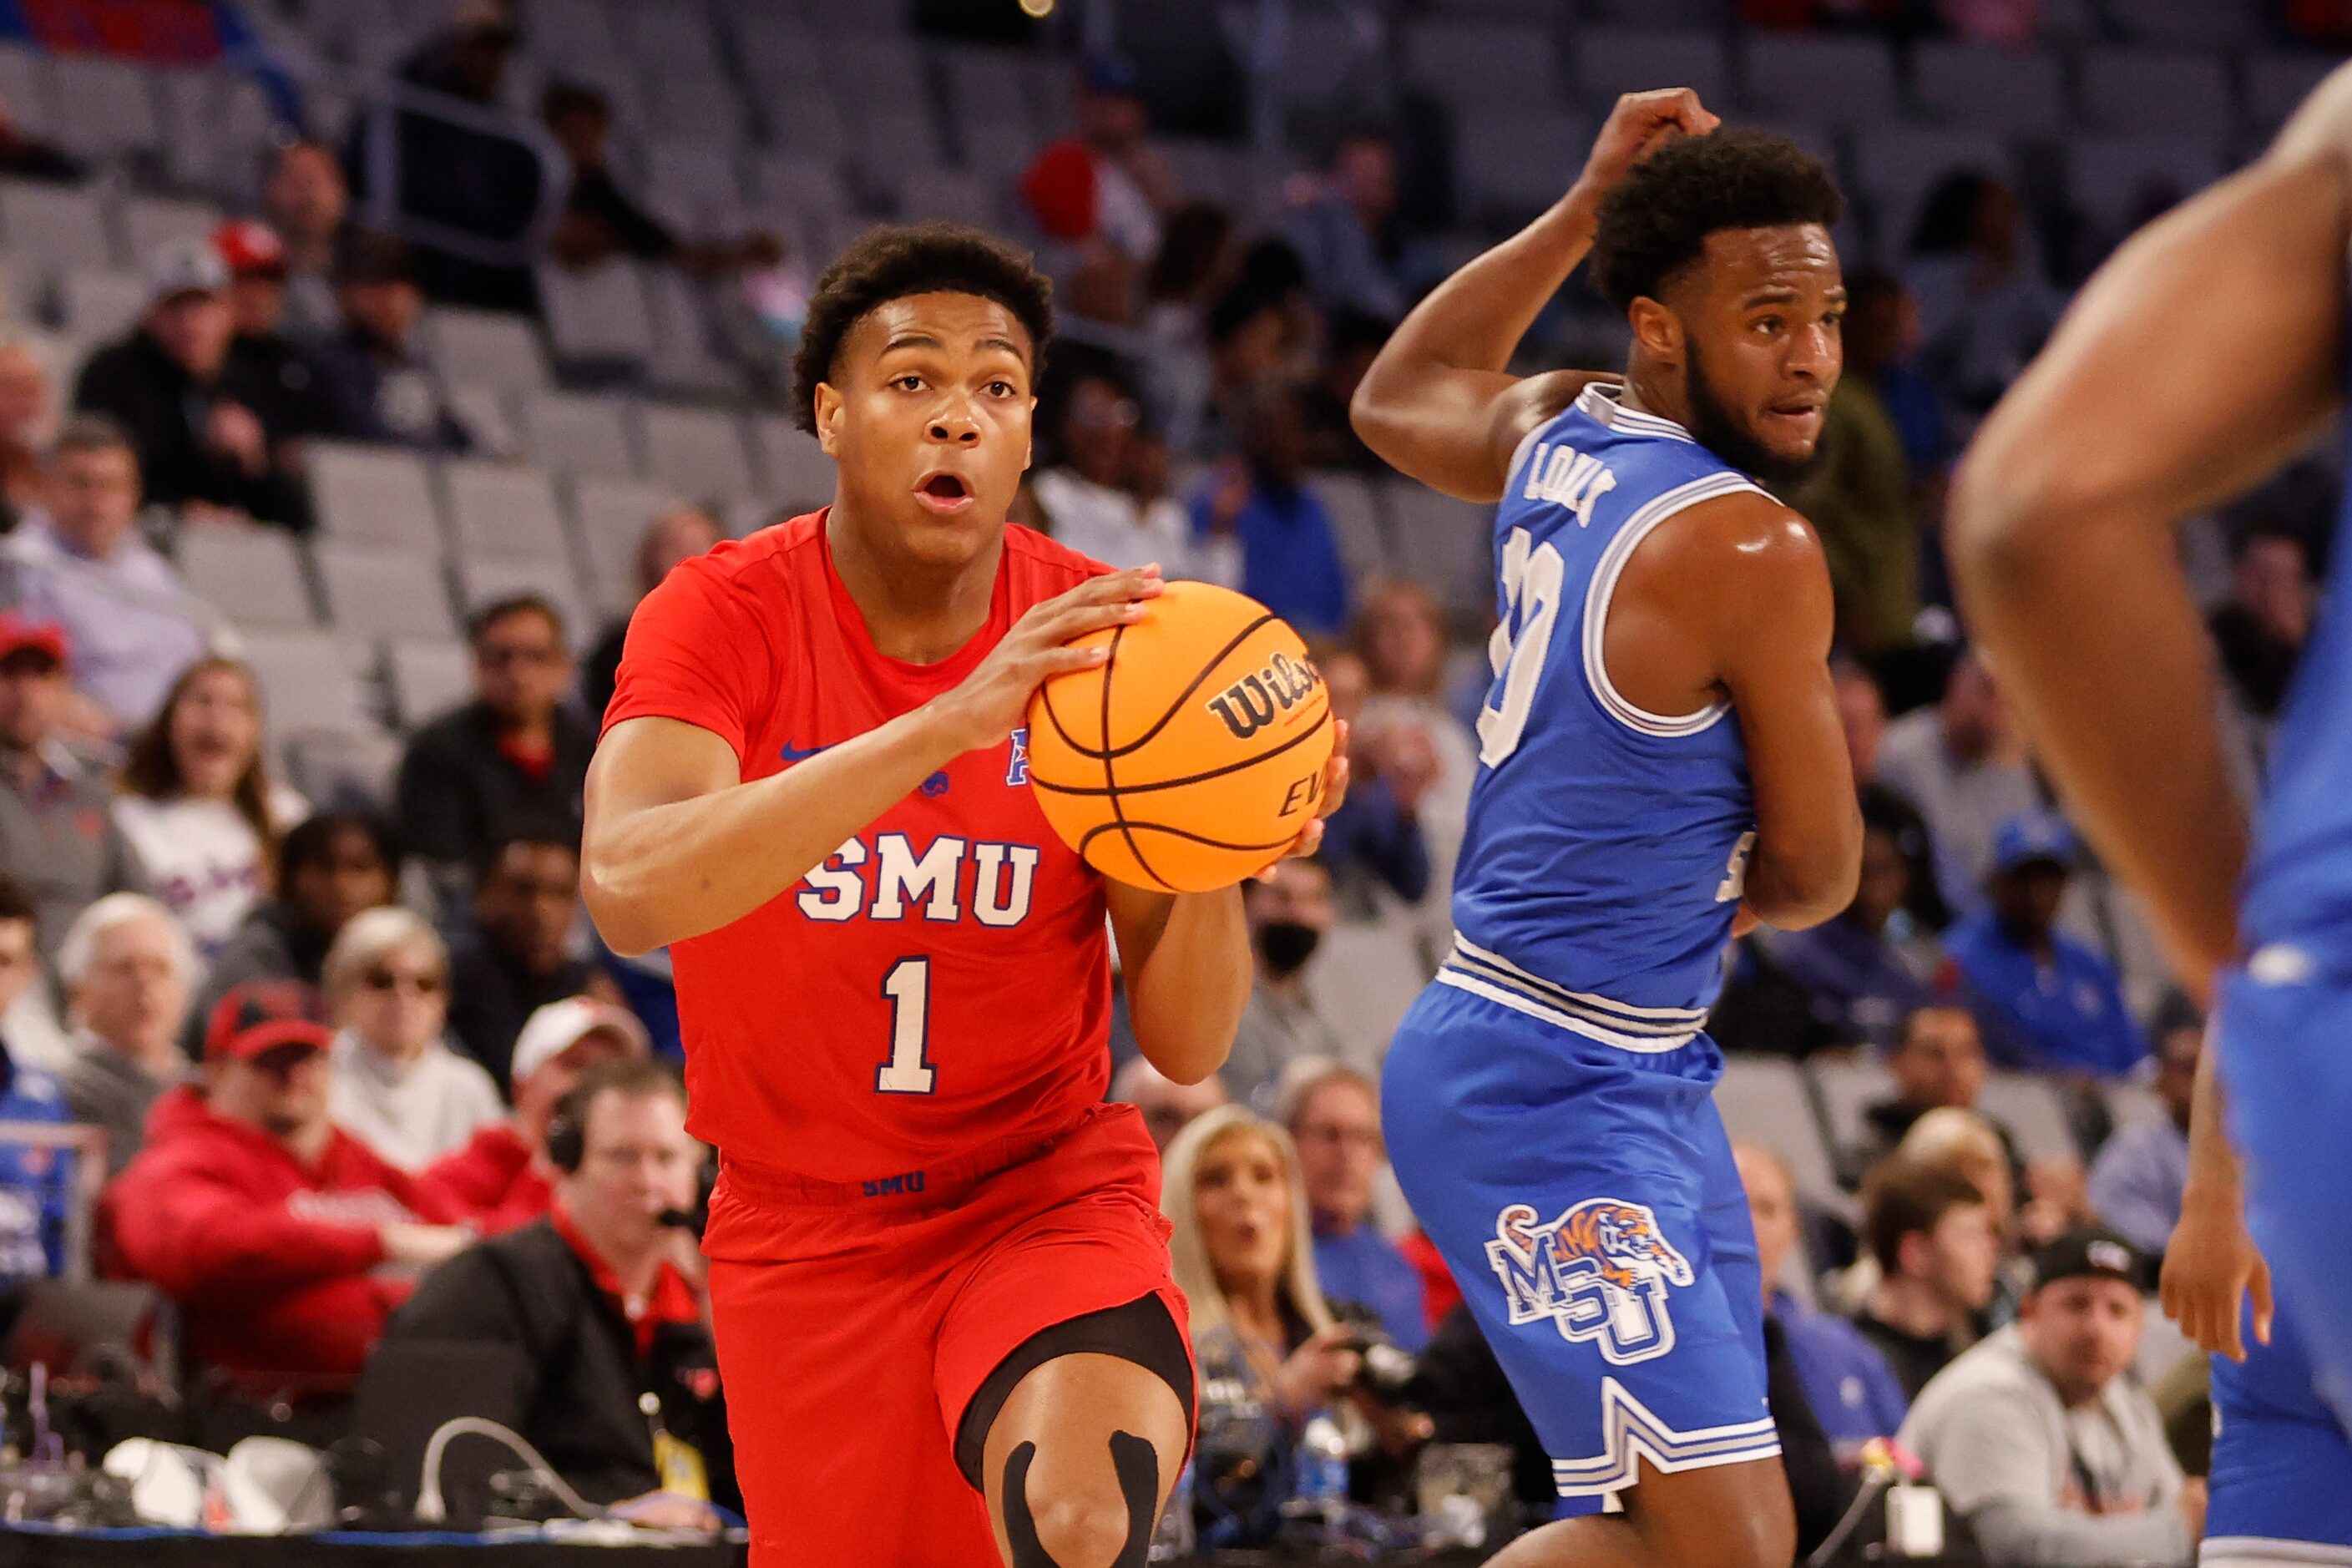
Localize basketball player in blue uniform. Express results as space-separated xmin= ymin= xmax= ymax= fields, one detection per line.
xmin=1350 ymin=94 xmax=1861 ymax=1568
xmin=1951 ymin=62 xmax=2352 ymax=1568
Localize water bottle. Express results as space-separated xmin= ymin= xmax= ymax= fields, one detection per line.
xmin=1147 ymin=1461 xmax=1196 ymax=1560
xmin=1296 ymin=1412 xmax=1351 ymax=1522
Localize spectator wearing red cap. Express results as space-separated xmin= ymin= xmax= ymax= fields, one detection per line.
xmin=102 ymin=981 xmax=475 ymax=1396
xmin=3 ymin=414 xmax=210 ymax=731
xmin=428 ymin=995 xmax=650 ymax=1233
xmin=1019 ymin=53 xmax=1177 ymax=323
xmin=0 ymin=611 xmax=134 ymax=962
xmin=217 ymin=220 xmax=328 ymax=456
xmin=72 ymin=237 xmax=309 ymax=530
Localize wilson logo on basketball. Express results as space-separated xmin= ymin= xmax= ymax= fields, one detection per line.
xmin=1206 ymin=652 xmax=1322 ymax=741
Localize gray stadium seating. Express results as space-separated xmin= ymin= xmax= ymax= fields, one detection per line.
xmin=1309 ymin=472 xmax=1392 ymax=586
xmin=640 ymin=404 xmax=758 ymax=500
xmin=177 ymin=527 xmax=315 ymax=631
xmin=423 ymin=308 xmax=549 ymax=395
xmin=306 ymin=443 xmax=443 ymax=553
xmin=1909 ymin=43 xmax=2070 ymax=138
xmin=386 ymin=637 xmax=473 ymax=730
xmin=569 ymin=475 xmax=683 ymax=611
xmin=48 ymin=55 xmax=161 ymax=164
xmin=439 ymin=458 xmax=572 ymax=568
xmin=1976 ymin=1071 xmax=2083 ymax=1167
xmin=458 ymin=554 xmax=592 ymax=655
xmin=1454 ymin=106 xmax=1593 ymax=219
xmin=1401 ymin=20 xmax=1563 ymax=109
xmin=314 ymin=542 xmax=459 ymax=642
xmin=1740 ymin=34 xmax=1901 ymax=126
xmin=524 ymin=391 xmax=642 ymax=483
xmin=751 ymin=415 xmax=834 ymax=509
xmin=1573 ymin=28 xmax=1732 ymax=108
xmin=0 ymin=181 xmax=112 ymax=271
xmin=2078 ymin=50 xmax=2233 ymax=139
xmin=539 ymin=259 xmax=658 ymax=372
xmin=55 ymin=267 xmax=145 ymax=341
xmin=1714 ymin=1055 xmax=1844 ymax=1215
xmin=1384 ymin=483 xmax=1495 ymax=621
xmin=117 ymin=197 xmax=219 ymax=269
xmin=237 ymin=628 xmax=372 ymax=739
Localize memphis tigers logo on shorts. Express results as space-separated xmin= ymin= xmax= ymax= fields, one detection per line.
xmin=1485 ymin=1198 xmax=1695 ymax=1365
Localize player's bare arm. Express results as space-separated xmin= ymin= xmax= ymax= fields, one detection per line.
xmin=1349 ymin=89 xmax=1717 ymax=502
xmin=1105 ymin=730 xmax=1352 ymax=1085
xmin=1611 ymin=491 xmax=1859 ymax=929
xmin=583 ymin=568 xmax=1161 ymax=955
xmin=2162 ymin=1045 xmax=2274 ymax=1360
xmin=1949 ymin=74 xmax=2352 ymax=996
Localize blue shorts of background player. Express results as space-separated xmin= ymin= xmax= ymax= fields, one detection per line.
xmin=2202 ymin=963 xmax=2352 ymax=1565
xmin=1382 ymin=980 xmax=1781 ymax=1506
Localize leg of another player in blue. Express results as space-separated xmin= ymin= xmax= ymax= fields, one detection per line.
xmin=1382 ymin=983 xmax=1793 ymax=1568
xmin=2205 ymin=1293 xmax=2352 ymax=1565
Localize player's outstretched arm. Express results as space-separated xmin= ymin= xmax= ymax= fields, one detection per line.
xmin=1950 ymin=69 xmax=2352 ymax=997
xmin=1349 ymin=89 xmax=1715 ymax=502
xmin=583 ymin=569 xmax=1161 ymax=955
xmin=2162 ymin=1045 xmax=2273 ymax=1360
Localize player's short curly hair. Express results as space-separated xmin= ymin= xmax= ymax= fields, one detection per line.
xmin=790 ymin=222 xmax=1055 ymax=433
xmin=1587 ymin=129 xmax=1844 ymax=314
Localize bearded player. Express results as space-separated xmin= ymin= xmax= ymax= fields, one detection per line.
xmin=1349 ymin=94 xmax=1857 ymax=1568
xmin=1953 ymin=63 xmax=2352 ymax=1568
xmin=583 ymin=224 xmax=1343 ymax=1566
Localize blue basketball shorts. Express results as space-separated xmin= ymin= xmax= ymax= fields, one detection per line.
xmin=1381 ymin=979 xmax=1778 ymax=1501
xmin=2203 ymin=962 xmax=2352 ymax=1565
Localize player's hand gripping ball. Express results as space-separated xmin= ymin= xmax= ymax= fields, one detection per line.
xmin=1026 ymin=581 xmax=1335 ymax=893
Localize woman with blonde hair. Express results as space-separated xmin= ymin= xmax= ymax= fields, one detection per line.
xmin=322 ymin=906 xmax=501 ymax=1169
xmin=114 ymin=656 xmax=305 ymax=968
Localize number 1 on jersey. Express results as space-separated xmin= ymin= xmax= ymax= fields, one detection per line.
xmin=875 ymin=957 xmax=935 ymax=1094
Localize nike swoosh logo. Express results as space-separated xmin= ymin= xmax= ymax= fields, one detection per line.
xmin=780 ymin=742 xmax=828 ymax=761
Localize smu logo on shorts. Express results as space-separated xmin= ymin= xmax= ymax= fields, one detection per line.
xmin=1485 ymin=1198 xmax=1694 ymax=1365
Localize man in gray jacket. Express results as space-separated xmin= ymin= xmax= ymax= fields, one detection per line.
xmin=1902 ymin=1227 xmax=2202 ymax=1566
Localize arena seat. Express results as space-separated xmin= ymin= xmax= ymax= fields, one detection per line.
xmin=1740 ymin=34 xmax=1901 ymax=126
xmin=117 ymin=196 xmax=220 ymax=268
xmin=1400 ymin=20 xmax=1563 ymax=109
xmin=524 ymin=391 xmax=642 ymax=483
xmin=1976 ymin=1071 xmax=2083 ymax=1167
xmin=1454 ymin=106 xmax=1593 ymax=220
xmin=2078 ymin=49 xmax=2234 ymax=139
xmin=1910 ymin=43 xmax=2070 ymax=138
xmin=1384 ymin=483 xmax=1495 ymax=622
xmin=385 ymin=637 xmax=473 ymax=730
xmin=307 ymin=443 xmax=444 ymax=553
xmin=439 ymin=458 xmax=572 ymax=569
xmin=1572 ymin=28 xmax=1732 ymax=109
xmin=2062 ymin=134 xmax=2229 ymax=240
xmin=1714 ymin=1054 xmax=1845 ymax=1216
xmin=424 ymin=308 xmax=550 ymax=395
xmin=539 ymin=259 xmax=658 ymax=373
xmin=456 ymin=554 xmax=593 ymax=655
xmin=751 ymin=416 xmax=835 ymax=510
xmin=314 ymin=542 xmax=459 ymax=643
xmin=179 ymin=528 xmax=316 ymax=632
xmin=54 ymin=266 xmax=146 ymax=341
xmin=1806 ymin=1054 xmax=1897 ymax=1184
xmin=1302 ymin=918 xmax=1434 ymax=1076
xmin=1310 ymin=473 xmax=1393 ymax=587
xmin=640 ymin=404 xmax=759 ymax=501
xmin=0 ymin=181 xmax=113 ymax=272
xmin=238 ymin=628 xmax=374 ymax=740
xmin=568 ymin=475 xmax=683 ymax=611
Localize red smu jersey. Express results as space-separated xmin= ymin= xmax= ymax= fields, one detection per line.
xmin=604 ymin=511 xmax=1113 ymax=1182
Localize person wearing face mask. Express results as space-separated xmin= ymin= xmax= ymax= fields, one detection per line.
xmin=1222 ymin=858 xmax=1348 ymax=1113
xmin=369 ymin=1059 xmax=735 ymax=1529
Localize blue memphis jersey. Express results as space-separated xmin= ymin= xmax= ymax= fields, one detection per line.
xmin=1446 ymin=384 xmax=1765 ymax=1045
xmin=2241 ymin=389 xmax=2352 ymax=961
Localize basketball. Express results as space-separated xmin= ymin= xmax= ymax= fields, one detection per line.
xmin=1026 ymin=580 xmax=1334 ymax=893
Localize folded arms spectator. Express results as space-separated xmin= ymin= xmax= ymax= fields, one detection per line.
xmin=3 ymin=415 xmax=210 ymax=732
xmin=1901 ymin=1229 xmax=2196 ymax=1567
xmin=372 ymin=1059 xmax=733 ymax=1521
xmin=55 ymin=893 xmax=192 ymax=1176
xmin=104 ymin=982 xmax=473 ymax=1397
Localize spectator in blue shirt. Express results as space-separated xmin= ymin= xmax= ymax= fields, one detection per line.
xmin=1736 ymin=1141 xmax=1909 ymax=1462
xmin=1279 ymin=1059 xmax=1426 ymax=1353
xmin=2087 ymin=994 xmax=2201 ymax=1255
xmin=1190 ymin=381 xmax=1352 ymax=638
xmin=1945 ymin=812 xmax=2148 ymax=1079
xmin=1765 ymin=797 xmax=1946 ymax=1051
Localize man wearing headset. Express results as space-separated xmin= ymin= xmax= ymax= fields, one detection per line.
xmin=372 ymin=1056 xmax=735 ymax=1529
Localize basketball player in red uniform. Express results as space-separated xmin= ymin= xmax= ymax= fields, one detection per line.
xmin=583 ymin=224 xmax=1346 ymax=1566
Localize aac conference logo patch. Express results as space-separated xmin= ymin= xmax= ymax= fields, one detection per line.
xmin=1485 ymin=1197 xmax=1694 ymax=1365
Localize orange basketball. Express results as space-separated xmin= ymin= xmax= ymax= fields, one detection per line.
xmin=1026 ymin=580 xmax=1334 ymax=893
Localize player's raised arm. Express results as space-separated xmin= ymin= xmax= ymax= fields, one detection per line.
xmin=1949 ymin=67 xmax=2352 ymax=998
xmin=583 ymin=569 xmax=1161 ymax=955
xmin=1349 ymin=89 xmax=1715 ymax=502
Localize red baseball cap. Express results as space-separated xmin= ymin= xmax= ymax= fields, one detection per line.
xmin=214 ymin=220 xmax=287 ymax=281
xmin=0 ymin=613 xmax=67 ymax=668
xmin=204 ymin=981 xmax=332 ymax=1064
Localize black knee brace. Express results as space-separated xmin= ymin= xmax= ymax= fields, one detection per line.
xmin=1001 ymin=1431 xmax=1161 ymax=1568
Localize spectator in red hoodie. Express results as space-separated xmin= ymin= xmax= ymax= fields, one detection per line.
xmin=428 ymin=995 xmax=649 ymax=1233
xmin=102 ymin=981 xmax=475 ymax=1399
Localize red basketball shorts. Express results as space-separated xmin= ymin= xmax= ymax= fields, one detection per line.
xmin=703 ymin=1102 xmax=1193 ymax=1566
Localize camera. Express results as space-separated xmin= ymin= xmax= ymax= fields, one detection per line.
xmin=1344 ymin=1330 xmax=1419 ymax=1404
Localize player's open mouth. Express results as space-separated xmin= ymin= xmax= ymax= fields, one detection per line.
xmin=915 ymin=471 xmax=976 ymax=514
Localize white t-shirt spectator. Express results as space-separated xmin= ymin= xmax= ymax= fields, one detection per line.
xmin=328 ymin=1029 xmax=504 ymax=1171
xmin=1032 ymin=468 xmax=1240 ymax=586
xmin=111 ymin=787 xmax=306 ymax=968
xmin=3 ymin=513 xmax=208 ymax=727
